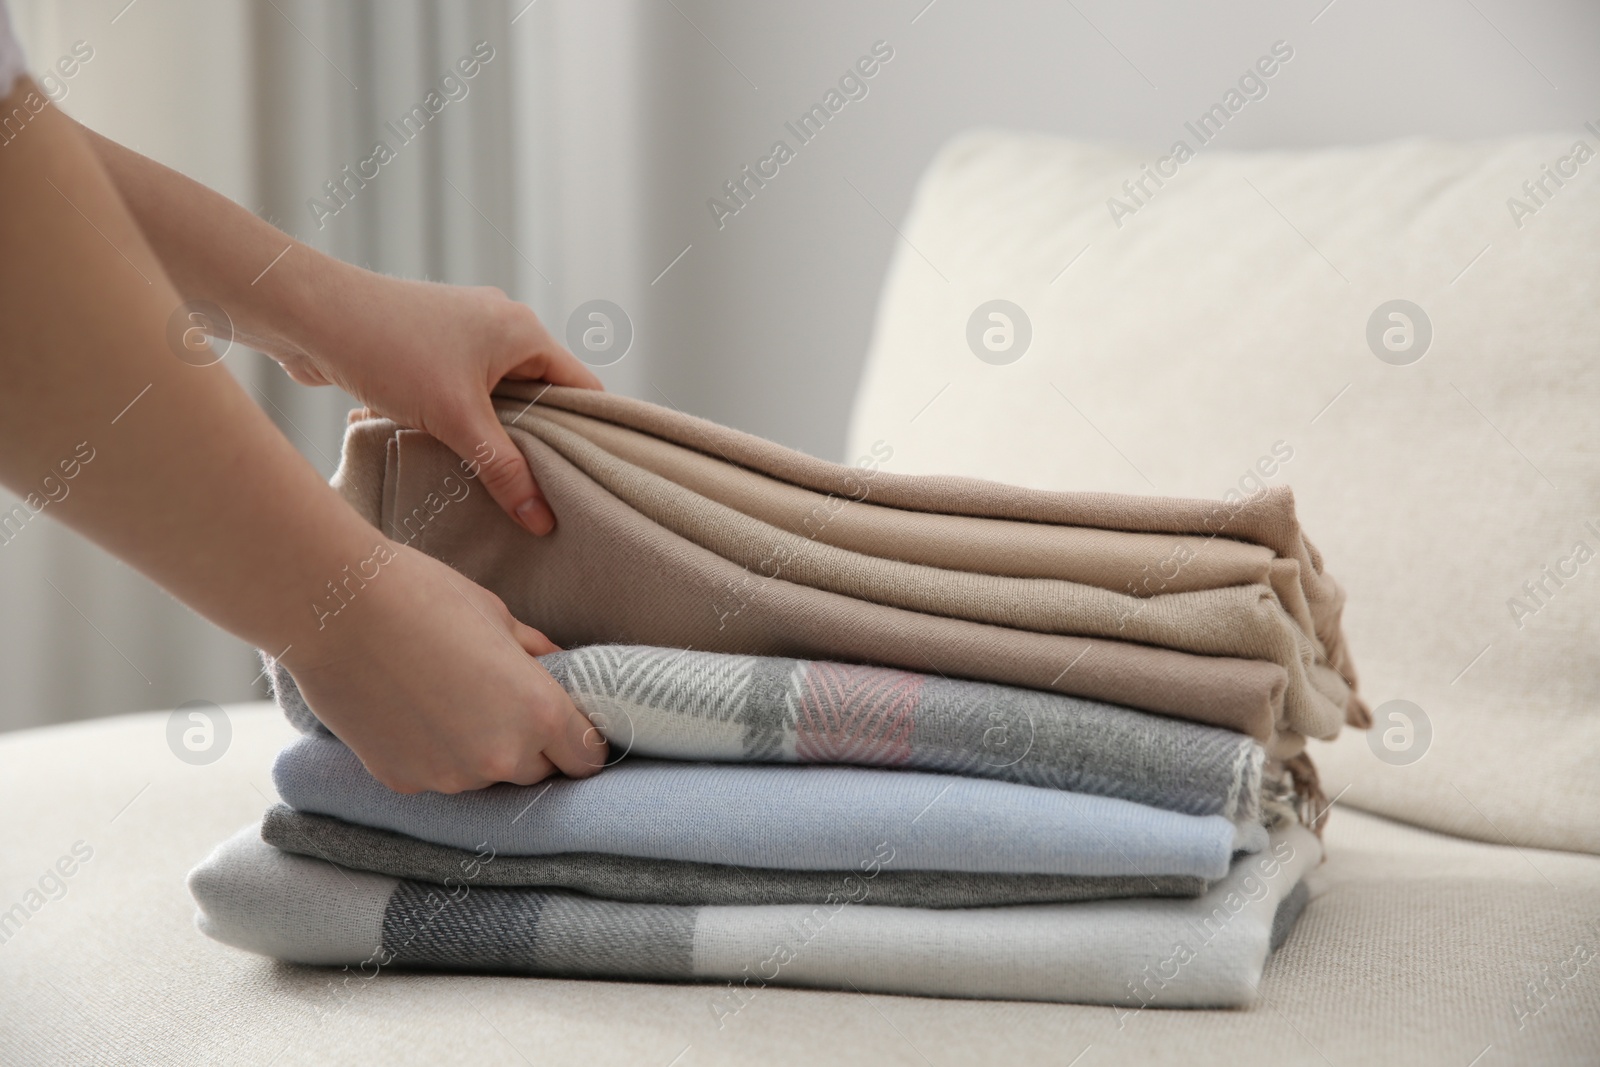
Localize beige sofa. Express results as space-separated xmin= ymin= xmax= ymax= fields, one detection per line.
xmin=3 ymin=132 xmax=1597 ymax=1064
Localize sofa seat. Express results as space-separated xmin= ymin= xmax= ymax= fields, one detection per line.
xmin=2 ymin=704 xmax=1596 ymax=1065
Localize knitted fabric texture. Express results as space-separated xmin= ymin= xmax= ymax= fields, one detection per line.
xmin=190 ymin=821 xmax=1317 ymax=1007
xmin=270 ymin=645 xmax=1265 ymax=821
xmin=272 ymin=735 xmax=1267 ymax=879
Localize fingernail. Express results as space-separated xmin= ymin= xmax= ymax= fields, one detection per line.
xmin=516 ymin=499 xmax=555 ymax=536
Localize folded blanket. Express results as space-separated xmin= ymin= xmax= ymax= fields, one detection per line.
xmin=517 ymin=397 xmax=1350 ymax=666
xmin=274 ymin=735 xmax=1268 ymax=879
xmin=261 ymin=805 xmax=1209 ymax=907
xmin=319 ymin=385 xmax=1366 ymax=754
xmin=506 ymin=408 xmax=1346 ymax=738
xmin=271 ymin=645 xmax=1265 ymax=821
xmin=189 ymin=821 xmax=1316 ymax=1007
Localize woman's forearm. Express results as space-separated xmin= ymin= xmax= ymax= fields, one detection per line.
xmin=0 ymin=84 xmax=382 ymax=668
xmin=70 ymin=103 xmax=605 ymax=538
xmin=72 ymin=118 xmax=343 ymax=362
xmin=3 ymin=81 xmax=611 ymax=795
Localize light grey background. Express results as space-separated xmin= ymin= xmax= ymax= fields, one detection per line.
xmin=3 ymin=0 xmax=1595 ymax=731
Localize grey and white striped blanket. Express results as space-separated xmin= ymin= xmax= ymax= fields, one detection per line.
xmin=270 ymin=644 xmax=1264 ymax=821
xmin=191 ymin=821 xmax=1316 ymax=1009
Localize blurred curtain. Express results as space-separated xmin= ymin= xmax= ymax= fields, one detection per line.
xmin=0 ymin=0 xmax=650 ymax=731
xmin=250 ymin=0 xmax=522 ymax=478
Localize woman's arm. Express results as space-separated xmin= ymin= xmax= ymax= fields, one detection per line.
xmin=0 ymin=79 xmax=605 ymax=792
xmin=72 ymin=120 xmax=602 ymax=537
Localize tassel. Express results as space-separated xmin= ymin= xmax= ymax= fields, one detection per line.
xmin=1284 ymin=751 xmax=1331 ymax=837
xmin=1345 ymin=692 xmax=1373 ymax=730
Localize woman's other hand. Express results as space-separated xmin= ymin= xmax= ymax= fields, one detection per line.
xmin=285 ymin=540 xmax=608 ymax=794
xmin=270 ymin=271 xmax=602 ymax=537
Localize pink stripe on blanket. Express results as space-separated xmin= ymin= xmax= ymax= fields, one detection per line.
xmin=793 ymin=662 xmax=920 ymax=765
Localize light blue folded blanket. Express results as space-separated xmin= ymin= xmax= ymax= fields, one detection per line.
xmin=274 ymin=735 xmax=1266 ymax=880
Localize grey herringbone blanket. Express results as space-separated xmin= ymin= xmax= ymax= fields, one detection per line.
xmin=270 ymin=644 xmax=1264 ymax=821
xmin=261 ymin=804 xmax=1208 ymax=907
xmin=191 ymin=821 xmax=1316 ymax=1008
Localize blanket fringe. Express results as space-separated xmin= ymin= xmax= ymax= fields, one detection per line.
xmin=1345 ymin=692 xmax=1373 ymax=730
xmin=1284 ymin=751 xmax=1330 ymax=837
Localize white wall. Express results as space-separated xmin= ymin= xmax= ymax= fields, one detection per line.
xmin=616 ymin=0 xmax=1600 ymax=459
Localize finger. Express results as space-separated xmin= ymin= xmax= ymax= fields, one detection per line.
xmin=276 ymin=359 xmax=331 ymax=387
xmin=502 ymin=750 xmax=557 ymax=788
xmin=539 ymin=346 xmax=605 ymax=391
xmin=539 ymin=690 xmax=611 ymax=778
xmin=438 ymin=400 xmax=555 ymax=536
xmin=512 ymin=619 xmax=561 ymax=657
xmin=503 ymin=340 xmax=605 ymax=392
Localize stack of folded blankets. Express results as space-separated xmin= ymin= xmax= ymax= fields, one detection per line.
xmin=190 ymin=385 xmax=1369 ymax=1009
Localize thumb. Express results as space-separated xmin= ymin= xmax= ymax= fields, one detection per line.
xmin=441 ymin=401 xmax=556 ymax=536
xmin=513 ymin=619 xmax=562 ymax=657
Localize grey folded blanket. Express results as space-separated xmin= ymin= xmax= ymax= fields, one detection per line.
xmin=270 ymin=644 xmax=1265 ymax=821
xmin=261 ymin=804 xmax=1208 ymax=908
xmin=191 ymin=821 xmax=1317 ymax=1008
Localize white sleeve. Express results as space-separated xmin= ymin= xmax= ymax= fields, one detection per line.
xmin=0 ymin=0 xmax=27 ymax=100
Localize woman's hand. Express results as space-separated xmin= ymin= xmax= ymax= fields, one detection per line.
xmin=30 ymin=109 xmax=602 ymax=793
xmin=268 ymin=267 xmax=603 ymax=537
xmin=73 ymin=123 xmax=602 ymax=535
xmin=285 ymin=540 xmax=608 ymax=794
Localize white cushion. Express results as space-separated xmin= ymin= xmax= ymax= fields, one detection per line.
xmin=3 ymin=706 xmax=1598 ymax=1064
xmin=847 ymin=130 xmax=1600 ymax=856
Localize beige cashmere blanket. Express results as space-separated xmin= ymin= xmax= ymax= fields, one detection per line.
xmin=330 ymin=384 xmax=1366 ymax=760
